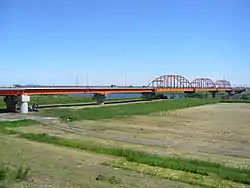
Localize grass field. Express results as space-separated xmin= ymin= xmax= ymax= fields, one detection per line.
xmin=19 ymin=133 xmax=250 ymax=184
xmin=38 ymin=98 xmax=220 ymax=121
xmin=220 ymin=99 xmax=250 ymax=103
xmin=107 ymin=160 xmax=249 ymax=188
xmin=1 ymin=99 xmax=250 ymax=187
xmin=0 ymin=95 xmax=141 ymax=108
xmin=1 ymin=135 xmax=188 ymax=188
xmin=12 ymin=122 xmax=250 ymax=169
xmin=0 ymin=129 xmax=194 ymax=188
xmin=0 ymin=119 xmax=249 ymax=187
xmin=0 ymin=94 xmax=248 ymax=109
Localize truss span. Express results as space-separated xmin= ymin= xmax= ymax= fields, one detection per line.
xmin=148 ymin=75 xmax=191 ymax=88
xmin=190 ymin=78 xmax=216 ymax=88
xmin=215 ymin=80 xmax=231 ymax=88
xmin=148 ymin=74 xmax=233 ymax=89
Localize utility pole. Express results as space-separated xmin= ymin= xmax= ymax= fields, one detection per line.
xmin=76 ymin=74 xmax=79 ymax=86
xmin=124 ymin=72 xmax=127 ymax=97
xmin=124 ymin=73 xmax=127 ymax=88
xmin=86 ymin=72 xmax=89 ymax=87
xmin=76 ymin=74 xmax=79 ymax=97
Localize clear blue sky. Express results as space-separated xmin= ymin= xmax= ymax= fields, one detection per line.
xmin=1 ymin=0 xmax=250 ymax=86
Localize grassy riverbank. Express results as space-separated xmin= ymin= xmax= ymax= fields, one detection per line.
xmin=39 ymin=98 xmax=220 ymax=121
xmin=0 ymin=95 xmax=140 ymax=108
xmin=18 ymin=132 xmax=250 ymax=186
xmin=1 ymin=119 xmax=249 ymax=187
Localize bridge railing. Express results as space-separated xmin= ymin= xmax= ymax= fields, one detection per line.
xmin=0 ymin=74 xmax=247 ymax=91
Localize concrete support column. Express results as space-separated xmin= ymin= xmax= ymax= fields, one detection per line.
xmin=17 ymin=95 xmax=30 ymax=113
xmin=211 ymin=92 xmax=217 ymax=98
xmin=226 ymin=91 xmax=234 ymax=99
xmin=142 ymin=92 xmax=156 ymax=100
xmin=4 ymin=96 xmax=17 ymax=112
xmin=19 ymin=102 xmax=28 ymax=113
xmin=93 ymin=94 xmax=106 ymax=105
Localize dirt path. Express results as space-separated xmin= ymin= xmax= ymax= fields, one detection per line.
xmin=0 ymin=113 xmax=173 ymax=148
xmin=1 ymin=103 xmax=250 ymax=158
xmin=40 ymin=99 xmax=164 ymax=109
xmin=47 ymin=123 xmax=174 ymax=148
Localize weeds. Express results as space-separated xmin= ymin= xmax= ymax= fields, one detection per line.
xmin=15 ymin=166 xmax=30 ymax=181
xmin=0 ymin=120 xmax=38 ymax=128
xmin=0 ymin=120 xmax=39 ymax=135
xmin=0 ymin=95 xmax=140 ymax=108
xmin=40 ymin=98 xmax=219 ymax=121
xmin=0 ymin=129 xmax=20 ymax=135
xmin=220 ymin=100 xmax=250 ymax=103
xmin=20 ymin=133 xmax=250 ymax=185
xmin=96 ymin=174 xmax=122 ymax=185
xmin=107 ymin=160 xmax=248 ymax=188
xmin=0 ymin=165 xmax=30 ymax=183
xmin=0 ymin=168 xmax=7 ymax=181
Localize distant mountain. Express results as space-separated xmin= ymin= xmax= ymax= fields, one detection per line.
xmin=13 ymin=84 xmax=44 ymax=87
xmin=24 ymin=84 xmax=39 ymax=86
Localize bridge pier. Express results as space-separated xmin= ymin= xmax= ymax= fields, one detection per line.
xmin=4 ymin=96 xmax=18 ymax=112
xmin=226 ymin=91 xmax=235 ymax=99
xmin=17 ymin=95 xmax=30 ymax=113
xmin=141 ymin=92 xmax=156 ymax=100
xmin=93 ymin=94 xmax=106 ymax=105
xmin=210 ymin=92 xmax=217 ymax=98
xmin=3 ymin=95 xmax=30 ymax=113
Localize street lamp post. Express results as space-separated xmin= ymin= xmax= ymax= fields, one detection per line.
xmin=76 ymin=74 xmax=79 ymax=97
xmin=86 ymin=72 xmax=89 ymax=87
xmin=124 ymin=73 xmax=127 ymax=88
xmin=124 ymin=73 xmax=127 ymax=97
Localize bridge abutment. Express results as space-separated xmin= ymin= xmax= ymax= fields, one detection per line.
xmin=3 ymin=95 xmax=30 ymax=113
xmin=93 ymin=94 xmax=106 ymax=105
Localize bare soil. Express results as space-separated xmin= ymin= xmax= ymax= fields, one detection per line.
xmin=50 ymin=103 xmax=250 ymax=160
xmin=75 ymin=103 xmax=250 ymax=158
xmin=15 ymin=124 xmax=250 ymax=169
xmin=1 ymin=103 xmax=250 ymax=187
xmin=9 ymin=103 xmax=250 ymax=168
xmin=0 ymin=135 xmax=190 ymax=188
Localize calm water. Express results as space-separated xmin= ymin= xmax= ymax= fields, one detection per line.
xmin=68 ymin=92 xmax=235 ymax=99
xmin=69 ymin=93 xmax=186 ymax=99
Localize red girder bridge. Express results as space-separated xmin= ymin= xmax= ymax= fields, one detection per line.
xmin=0 ymin=74 xmax=246 ymax=113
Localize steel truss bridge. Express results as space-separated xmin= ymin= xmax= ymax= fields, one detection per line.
xmin=0 ymin=74 xmax=246 ymax=96
xmin=0 ymin=74 xmax=246 ymax=113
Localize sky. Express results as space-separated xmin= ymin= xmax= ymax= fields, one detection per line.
xmin=1 ymin=0 xmax=250 ymax=86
